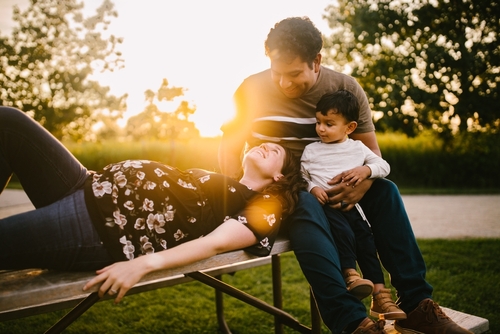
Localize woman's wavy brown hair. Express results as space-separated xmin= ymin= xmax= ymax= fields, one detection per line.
xmin=261 ymin=146 xmax=307 ymax=219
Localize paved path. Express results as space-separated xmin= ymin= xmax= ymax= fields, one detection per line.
xmin=1 ymin=189 xmax=499 ymax=239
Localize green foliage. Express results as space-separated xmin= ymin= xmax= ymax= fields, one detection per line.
xmin=61 ymin=132 xmax=500 ymax=192
xmin=323 ymin=0 xmax=499 ymax=142
xmin=0 ymin=0 xmax=127 ymax=140
xmin=377 ymin=132 xmax=500 ymax=190
xmin=65 ymin=138 xmax=221 ymax=172
xmin=1 ymin=241 xmax=498 ymax=333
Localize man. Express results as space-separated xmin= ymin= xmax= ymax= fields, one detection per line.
xmin=218 ymin=16 xmax=472 ymax=334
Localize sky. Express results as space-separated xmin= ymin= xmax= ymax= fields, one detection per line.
xmin=1 ymin=0 xmax=335 ymax=137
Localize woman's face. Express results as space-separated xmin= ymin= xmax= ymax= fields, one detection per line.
xmin=243 ymin=143 xmax=286 ymax=179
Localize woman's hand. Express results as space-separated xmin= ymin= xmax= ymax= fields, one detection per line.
xmin=83 ymin=257 xmax=151 ymax=303
xmin=82 ymin=218 xmax=258 ymax=304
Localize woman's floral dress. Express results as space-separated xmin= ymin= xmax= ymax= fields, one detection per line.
xmin=84 ymin=160 xmax=282 ymax=261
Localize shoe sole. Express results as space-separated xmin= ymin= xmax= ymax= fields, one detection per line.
xmin=370 ymin=309 xmax=407 ymax=320
xmin=348 ymin=285 xmax=373 ymax=300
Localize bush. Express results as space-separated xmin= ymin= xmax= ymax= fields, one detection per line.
xmin=378 ymin=132 xmax=500 ymax=191
xmin=27 ymin=132 xmax=496 ymax=194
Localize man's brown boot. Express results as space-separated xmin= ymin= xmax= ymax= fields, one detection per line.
xmin=394 ymin=298 xmax=473 ymax=333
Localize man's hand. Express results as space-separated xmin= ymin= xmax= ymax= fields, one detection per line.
xmin=310 ymin=186 xmax=329 ymax=205
xmin=326 ymin=173 xmax=374 ymax=211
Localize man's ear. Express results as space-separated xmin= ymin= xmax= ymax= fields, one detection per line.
xmin=346 ymin=121 xmax=358 ymax=135
xmin=273 ymin=173 xmax=284 ymax=182
xmin=313 ymin=54 xmax=322 ymax=73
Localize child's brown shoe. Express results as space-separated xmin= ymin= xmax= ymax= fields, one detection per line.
xmin=344 ymin=271 xmax=374 ymax=300
xmin=370 ymin=288 xmax=407 ymax=320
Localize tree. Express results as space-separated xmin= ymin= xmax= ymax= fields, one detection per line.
xmin=126 ymin=79 xmax=200 ymax=141
xmin=322 ymin=0 xmax=499 ymax=141
xmin=0 ymin=0 xmax=126 ymax=141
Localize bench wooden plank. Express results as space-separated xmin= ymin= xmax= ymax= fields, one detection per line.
xmin=0 ymin=238 xmax=290 ymax=321
xmin=383 ymin=307 xmax=490 ymax=333
xmin=0 ymin=234 xmax=489 ymax=334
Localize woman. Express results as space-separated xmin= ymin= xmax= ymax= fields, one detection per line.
xmin=0 ymin=106 xmax=306 ymax=303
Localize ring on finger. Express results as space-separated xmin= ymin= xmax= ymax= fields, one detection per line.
xmin=340 ymin=201 xmax=348 ymax=209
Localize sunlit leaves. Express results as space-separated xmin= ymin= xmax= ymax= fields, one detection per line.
xmin=322 ymin=0 xmax=499 ymax=142
xmin=0 ymin=0 xmax=126 ymax=141
xmin=126 ymin=79 xmax=200 ymax=142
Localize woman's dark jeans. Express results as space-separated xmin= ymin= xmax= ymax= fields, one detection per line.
xmin=0 ymin=106 xmax=113 ymax=270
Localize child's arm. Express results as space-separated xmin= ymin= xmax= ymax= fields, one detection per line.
xmin=341 ymin=165 xmax=373 ymax=187
xmin=341 ymin=144 xmax=390 ymax=187
xmin=310 ymin=186 xmax=329 ymax=205
xmin=83 ymin=219 xmax=258 ymax=303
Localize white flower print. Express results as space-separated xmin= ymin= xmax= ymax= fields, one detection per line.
xmin=134 ymin=217 xmax=146 ymax=230
xmin=142 ymin=198 xmax=155 ymax=212
xmin=143 ymin=180 xmax=156 ymax=190
xmin=264 ymin=213 xmax=276 ymax=226
xmin=112 ymin=184 xmax=119 ymax=204
xmin=238 ymin=216 xmax=248 ymax=224
xmin=123 ymin=160 xmax=143 ymax=169
xmin=199 ymin=175 xmax=210 ymax=183
xmin=124 ymin=200 xmax=134 ymax=211
xmin=174 ymin=229 xmax=187 ymax=241
xmin=120 ymin=236 xmax=135 ymax=260
xmin=136 ymin=171 xmax=145 ymax=180
xmin=260 ymin=237 xmax=270 ymax=248
xmin=187 ymin=216 xmax=196 ymax=223
xmin=109 ymin=165 xmax=121 ymax=172
xmin=147 ymin=213 xmax=166 ymax=234
xmin=165 ymin=208 xmax=175 ymax=221
xmin=160 ymin=239 xmax=167 ymax=249
xmin=114 ymin=171 xmax=127 ymax=188
xmin=228 ymin=185 xmax=236 ymax=192
xmin=125 ymin=188 xmax=132 ymax=196
xmin=92 ymin=173 xmax=102 ymax=182
xmin=113 ymin=210 xmax=127 ymax=229
xmin=155 ymin=168 xmax=167 ymax=177
xmin=163 ymin=180 xmax=170 ymax=188
xmin=197 ymin=201 xmax=205 ymax=207
xmin=223 ymin=216 xmax=231 ymax=222
xmin=178 ymin=178 xmax=196 ymax=190
xmin=140 ymin=236 xmax=155 ymax=254
xmin=105 ymin=216 xmax=115 ymax=228
xmin=92 ymin=180 xmax=112 ymax=197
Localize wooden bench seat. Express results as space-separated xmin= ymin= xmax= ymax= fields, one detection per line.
xmin=0 ymin=236 xmax=489 ymax=334
xmin=0 ymin=237 xmax=322 ymax=334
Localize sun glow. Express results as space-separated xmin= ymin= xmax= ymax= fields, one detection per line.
xmin=2 ymin=0 xmax=333 ymax=137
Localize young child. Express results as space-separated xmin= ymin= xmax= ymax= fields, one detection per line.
xmin=300 ymin=90 xmax=406 ymax=320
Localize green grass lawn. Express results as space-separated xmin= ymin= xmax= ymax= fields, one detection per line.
xmin=0 ymin=239 xmax=498 ymax=333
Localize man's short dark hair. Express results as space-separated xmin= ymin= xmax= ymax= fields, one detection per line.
xmin=265 ymin=17 xmax=323 ymax=68
xmin=316 ymin=90 xmax=360 ymax=123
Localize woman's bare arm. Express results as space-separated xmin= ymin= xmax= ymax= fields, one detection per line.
xmin=83 ymin=219 xmax=258 ymax=303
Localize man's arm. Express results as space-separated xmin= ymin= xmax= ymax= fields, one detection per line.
xmin=218 ymin=132 xmax=245 ymax=178
xmin=219 ymin=82 xmax=255 ymax=178
xmin=350 ymin=131 xmax=381 ymax=157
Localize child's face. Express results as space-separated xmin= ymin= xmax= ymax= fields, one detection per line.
xmin=315 ymin=110 xmax=352 ymax=144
